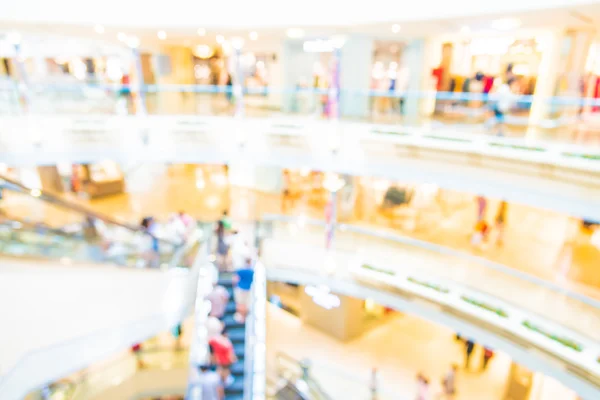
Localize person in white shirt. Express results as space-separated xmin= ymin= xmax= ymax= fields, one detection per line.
xmin=194 ymin=365 xmax=224 ymax=400
xmin=491 ymin=77 xmax=518 ymax=136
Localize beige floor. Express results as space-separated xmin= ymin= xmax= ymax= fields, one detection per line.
xmin=5 ymin=164 xmax=598 ymax=294
xmin=267 ymin=302 xmax=512 ymax=400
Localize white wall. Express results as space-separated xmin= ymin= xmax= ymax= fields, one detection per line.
xmin=0 ymin=259 xmax=199 ymax=400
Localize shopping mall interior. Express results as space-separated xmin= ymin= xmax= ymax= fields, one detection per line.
xmin=1 ymin=1 xmax=600 ymax=400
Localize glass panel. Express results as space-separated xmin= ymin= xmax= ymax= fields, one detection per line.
xmin=259 ymin=218 xmax=600 ymax=344
xmin=0 ymin=176 xmax=193 ymax=268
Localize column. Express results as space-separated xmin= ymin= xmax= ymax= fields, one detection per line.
xmin=339 ymin=35 xmax=374 ymax=118
xmin=401 ymin=38 xmax=427 ymax=123
xmin=528 ymin=31 xmax=565 ymax=136
xmin=281 ymin=39 xmax=318 ymax=113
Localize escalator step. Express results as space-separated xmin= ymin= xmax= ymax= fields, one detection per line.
xmin=225 ymin=379 xmax=245 ymax=394
xmin=233 ymin=343 xmax=245 ymax=359
xmin=224 ymin=395 xmax=244 ymax=400
xmin=228 ymin=327 xmax=246 ymax=343
xmin=223 ymin=314 xmax=244 ymax=329
xmin=230 ymin=360 xmax=245 ymax=375
xmin=226 ymin=302 xmax=237 ymax=313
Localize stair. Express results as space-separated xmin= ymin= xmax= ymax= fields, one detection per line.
xmin=218 ymin=273 xmax=246 ymax=400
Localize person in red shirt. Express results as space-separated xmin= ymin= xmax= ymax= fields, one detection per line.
xmin=209 ymin=329 xmax=237 ymax=386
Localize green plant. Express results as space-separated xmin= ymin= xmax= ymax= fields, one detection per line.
xmin=407 ymin=277 xmax=449 ymax=293
xmin=383 ymin=186 xmax=412 ymax=207
xmin=361 ymin=264 xmax=395 ymax=276
xmin=460 ymin=296 xmax=508 ymax=318
xmin=522 ymin=320 xmax=583 ymax=352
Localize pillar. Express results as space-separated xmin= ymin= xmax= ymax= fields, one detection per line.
xmin=401 ymin=39 xmax=427 ymax=123
xmin=281 ymin=39 xmax=318 ymax=113
xmin=339 ymin=35 xmax=374 ymax=118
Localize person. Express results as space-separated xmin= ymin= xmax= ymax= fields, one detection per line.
xmin=369 ymin=368 xmax=379 ymax=400
xmin=494 ymin=201 xmax=508 ymax=246
xmin=220 ymin=210 xmax=232 ymax=231
xmin=442 ymin=364 xmax=458 ymax=399
xmin=206 ymin=284 xmax=230 ymax=319
xmin=209 ymin=329 xmax=237 ymax=387
xmin=471 ymin=220 xmax=489 ymax=247
xmin=282 ymin=170 xmax=292 ymax=211
xmin=415 ymin=373 xmax=429 ymax=400
xmin=131 ymin=342 xmax=145 ymax=369
xmin=178 ymin=210 xmax=194 ymax=229
xmin=233 ymin=257 xmax=255 ymax=322
xmin=464 ymin=339 xmax=475 ymax=370
xmin=225 ymin=74 xmax=233 ymax=104
xmin=141 ymin=217 xmax=160 ymax=266
xmin=172 ymin=323 xmax=183 ymax=349
xmin=206 ymin=316 xmax=224 ymax=339
xmin=491 ymin=77 xmax=518 ymax=136
xmin=215 ymin=221 xmax=229 ymax=270
xmin=228 ymin=230 xmax=251 ymax=270
xmin=476 ymin=195 xmax=487 ymax=222
xmin=196 ymin=365 xmax=224 ymax=400
xmin=482 ymin=347 xmax=494 ymax=371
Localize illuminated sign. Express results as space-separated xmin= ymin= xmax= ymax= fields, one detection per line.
xmin=304 ymin=285 xmax=340 ymax=309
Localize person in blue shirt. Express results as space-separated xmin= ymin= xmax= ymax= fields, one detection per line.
xmin=233 ymin=258 xmax=254 ymax=322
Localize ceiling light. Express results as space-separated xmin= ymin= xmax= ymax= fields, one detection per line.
xmin=7 ymin=32 xmax=22 ymax=46
xmin=197 ymin=28 xmax=206 ymax=36
xmin=117 ymin=32 xmax=127 ymax=42
xmin=286 ymin=28 xmax=305 ymax=39
xmin=157 ymin=30 xmax=167 ymax=40
xmin=249 ymin=31 xmax=258 ymax=41
xmin=216 ymin=35 xmax=225 ymax=44
xmin=94 ymin=25 xmax=104 ymax=34
xmin=460 ymin=26 xmax=470 ymax=34
xmin=231 ymin=36 xmax=245 ymax=50
xmin=491 ymin=18 xmax=521 ymax=31
xmin=194 ymin=44 xmax=213 ymax=59
xmin=127 ymin=36 xmax=140 ymax=49
xmin=392 ymin=24 xmax=401 ymax=33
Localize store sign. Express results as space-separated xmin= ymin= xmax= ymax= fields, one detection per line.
xmin=305 ymin=285 xmax=340 ymax=310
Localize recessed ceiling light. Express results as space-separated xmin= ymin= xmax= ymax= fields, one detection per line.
xmin=216 ymin=35 xmax=225 ymax=44
xmin=157 ymin=30 xmax=167 ymax=40
xmin=117 ymin=32 xmax=127 ymax=42
xmin=127 ymin=36 xmax=140 ymax=49
xmin=197 ymin=28 xmax=206 ymax=36
xmin=491 ymin=18 xmax=521 ymax=31
xmin=286 ymin=28 xmax=305 ymax=39
xmin=392 ymin=24 xmax=401 ymax=33
xmin=94 ymin=25 xmax=104 ymax=34
xmin=249 ymin=31 xmax=258 ymax=41
xmin=460 ymin=26 xmax=470 ymax=34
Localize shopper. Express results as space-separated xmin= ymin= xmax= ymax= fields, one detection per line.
xmin=209 ymin=329 xmax=237 ymax=387
xmin=482 ymin=347 xmax=494 ymax=371
xmin=206 ymin=284 xmax=230 ymax=319
xmin=233 ymin=257 xmax=255 ymax=322
xmin=172 ymin=323 xmax=183 ymax=349
xmin=415 ymin=373 xmax=430 ymax=400
xmin=196 ymin=365 xmax=224 ymax=400
xmin=228 ymin=230 xmax=251 ymax=270
xmin=491 ymin=77 xmax=518 ymax=136
xmin=494 ymin=201 xmax=508 ymax=246
xmin=206 ymin=316 xmax=224 ymax=339
xmin=442 ymin=364 xmax=458 ymax=399
xmin=215 ymin=221 xmax=229 ymax=270
xmin=141 ymin=216 xmax=160 ymax=266
xmin=220 ymin=210 xmax=232 ymax=230
xmin=476 ymin=195 xmax=487 ymax=222
xmin=369 ymin=368 xmax=379 ymax=400
xmin=464 ymin=339 xmax=475 ymax=370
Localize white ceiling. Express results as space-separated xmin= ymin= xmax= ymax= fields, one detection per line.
xmin=1 ymin=0 xmax=599 ymax=28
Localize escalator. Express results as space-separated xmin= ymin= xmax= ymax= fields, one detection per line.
xmin=216 ymin=272 xmax=247 ymax=400
xmin=0 ymin=176 xmax=205 ymax=400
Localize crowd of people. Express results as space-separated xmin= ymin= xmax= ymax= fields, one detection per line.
xmin=191 ymin=212 xmax=256 ymax=400
xmin=471 ymin=196 xmax=508 ymax=249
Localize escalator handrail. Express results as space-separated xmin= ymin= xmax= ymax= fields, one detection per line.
xmin=0 ymin=174 xmax=178 ymax=246
xmin=274 ymin=352 xmax=334 ymax=400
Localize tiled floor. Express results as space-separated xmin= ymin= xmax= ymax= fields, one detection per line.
xmin=267 ymin=302 xmax=514 ymax=400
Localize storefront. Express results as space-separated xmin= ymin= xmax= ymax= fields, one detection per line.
xmin=267 ymin=280 xmax=396 ymax=341
xmin=429 ymin=33 xmax=547 ymax=120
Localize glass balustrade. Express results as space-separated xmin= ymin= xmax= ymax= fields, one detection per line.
xmin=1 ymin=82 xmax=599 ymax=147
xmin=257 ymin=217 xmax=600 ymax=349
xmin=0 ymin=175 xmax=201 ymax=268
